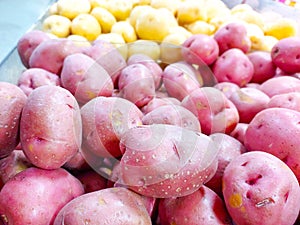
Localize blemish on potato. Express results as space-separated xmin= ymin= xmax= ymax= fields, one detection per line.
xmin=255 ymin=197 xmax=275 ymax=208
xmin=228 ymin=192 xmax=243 ymax=208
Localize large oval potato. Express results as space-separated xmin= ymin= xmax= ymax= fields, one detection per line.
xmin=117 ymin=124 xmax=219 ymax=198
xmin=54 ymin=187 xmax=152 ymax=225
xmin=0 ymin=82 xmax=27 ymax=158
xmin=0 ymin=167 xmax=84 ymax=225
xmin=223 ymin=151 xmax=300 ymax=225
xmin=20 ymin=85 xmax=82 ymax=169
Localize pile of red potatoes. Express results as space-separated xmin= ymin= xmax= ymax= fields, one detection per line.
xmin=1 ymin=4 xmax=300 ymax=224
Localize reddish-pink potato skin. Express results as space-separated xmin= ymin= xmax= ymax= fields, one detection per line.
xmin=214 ymin=82 xmax=240 ymax=99
xmin=118 ymin=124 xmax=219 ymax=198
xmin=267 ymin=92 xmax=300 ymax=112
xmin=259 ymin=76 xmax=300 ymax=97
xmin=76 ymin=170 xmax=107 ymax=193
xmin=17 ymin=68 xmax=60 ymax=96
xmin=61 ymin=53 xmax=114 ymax=104
xmin=212 ymin=48 xmax=254 ymax=87
xmin=182 ymin=34 xmax=219 ymax=66
xmin=80 ymin=96 xmax=143 ymax=158
xmin=63 ymin=149 xmax=90 ymax=171
xmin=228 ymin=87 xmax=270 ymax=123
xmin=271 ymin=37 xmax=300 ymax=74
xmin=142 ymin=104 xmax=201 ymax=132
xmin=53 ymin=187 xmax=152 ymax=225
xmin=181 ymin=87 xmax=239 ymax=135
xmin=0 ymin=150 xmax=32 ymax=184
xmin=127 ymin=53 xmax=163 ymax=90
xmin=118 ymin=63 xmax=156 ymax=107
xmin=83 ymin=39 xmax=127 ymax=86
xmin=244 ymin=108 xmax=300 ymax=181
xmin=141 ymin=97 xmax=180 ymax=114
xmin=206 ymin=133 xmax=246 ymax=196
xmin=230 ymin=123 xmax=249 ymax=145
xmin=247 ymin=51 xmax=277 ymax=84
xmin=0 ymin=82 xmax=27 ymax=158
xmin=223 ymin=151 xmax=300 ymax=225
xmin=29 ymin=39 xmax=81 ymax=75
xmin=20 ymin=86 xmax=82 ymax=169
xmin=158 ymin=185 xmax=232 ymax=225
xmin=214 ymin=22 xmax=251 ymax=54
xmin=0 ymin=167 xmax=84 ymax=225
xmin=162 ymin=62 xmax=202 ymax=101
xmin=17 ymin=30 xmax=50 ymax=68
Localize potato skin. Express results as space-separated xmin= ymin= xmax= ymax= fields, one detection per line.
xmin=244 ymin=108 xmax=300 ymax=181
xmin=53 ymin=187 xmax=152 ymax=225
xmin=0 ymin=82 xmax=27 ymax=158
xmin=20 ymin=85 xmax=82 ymax=169
xmin=159 ymin=185 xmax=232 ymax=225
xmin=0 ymin=167 xmax=84 ymax=225
xmin=223 ymin=151 xmax=300 ymax=225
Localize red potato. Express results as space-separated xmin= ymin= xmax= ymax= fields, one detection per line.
xmin=0 ymin=167 xmax=84 ymax=225
xmin=118 ymin=63 xmax=156 ymax=107
xmin=268 ymin=92 xmax=300 ymax=112
xmin=206 ymin=133 xmax=246 ymax=196
xmin=53 ymin=187 xmax=152 ymax=225
xmin=244 ymin=108 xmax=300 ymax=181
xmin=80 ymin=96 xmax=143 ymax=158
xmin=214 ymin=81 xmax=240 ymax=99
xmin=60 ymin=53 xmax=114 ymax=104
xmin=158 ymin=185 xmax=232 ymax=225
xmin=142 ymin=104 xmax=201 ymax=132
xmin=83 ymin=39 xmax=127 ymax=86
xmin=127 ymin=53 xmax=163 ymax=90
xmin=63 ymin=149 xmax=90 ymax=171
xmin=17 ymin=30 xmax=50 ymax=68
xmin=259 ymin=76 xmax=300 ymax=97
xmin=181 ymin=87 xmax=239 ymax=135
xmin=141 ymin=97 xmax=180 ymax=114
xmin=117 ymin=124 xmax=219 ymax=198
xmin=17 ymin=68 xmax=60 ymax=96
xmin=213 ymin=48 xmax=254 ymax=87
xmin=162 ymin=61 xmax=202 ymax=101
xmin=29 ymin=38 xmax=81 ymax=75
xmin=181 ymin=34 xmax=219 ymax=66
xmin=271 ymin=37 xmax=300 ymax=74
xmin=228 ymin=87 xmax=270 ymax=123
xmin=214 ymin=22 xmax=251 ymax=54
xmin=230 ymin=123 xmax=249 ymax=145
xmin=223 ymin=151 xmax=300 ymax=225
xmin=0 ymin=82 xmax=27 ymax=158
xmin=247 ymin=50 xmax=277 ymax=84
xmin=20 ymin=85 xmax=82 ymax=170
xmin=0 ymin=150 xmax=32 ymax=185
xmin=76 ymin=170 xmax=107 ymax=193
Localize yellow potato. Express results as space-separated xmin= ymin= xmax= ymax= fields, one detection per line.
xmin=135 ymin=8 xmax=175 ymax=41
xmin=264 ymin=18 xmax=298 ymax=40
xmin=209 ymin=15 xmax=236 ymax=31
xmin=150 ymin=0 xmax=180 ymax=15
xmin=205 ymin=0 xmax=231 ymax=22
xmin=71 ymin=14 xmax=101 ymax=41
xmin=57 ymin=0 xmax=91 ymax=20
xmin=160 ymin=33 xmax=187 ymax=63
xmin=230 ymin=3 xmax=253 ymax=14
xmin=251 ymin=35 xmax=278 ymax=52
xmin=90 ymin=7 xmax=116 ymax=33
xmin=132 ymin=0 xmax=151 ymax=6
xmin=42 ymin=15 xmax=71 ymax=38
xmin=232 ymin=10 xmax=264 ymax=29
xmin=105 ymin=0 xmax=133 ymax=21
xmin=128 ymin=5 xmax=153 ymax=27
xmin=177 ymin=0 xmax=207 ymax=25
xmin=127 ymin=40 xmax=160 ymax=60
xmin=244 ymin=23 xmax=265 ymax=50
xmin=169 ymin=26 xmax=192 ymax=38
xmin=111 ymin=21 xmax=137 ymax=43
xmin=48 ymin=2 xmax=58 ymax=15
xmin=89 ymin=0 xmax=109 ymax=9
xmin=185 ymin=20 xmax=215 ymax=35
xmin=96 ymin=33 xmax=128 ymax=59
xmin=67 ymin=35 xmax=91 ymax=47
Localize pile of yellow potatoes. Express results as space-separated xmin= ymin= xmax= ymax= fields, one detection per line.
xmin=41 ymin=0 xmax=299 ymax=52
